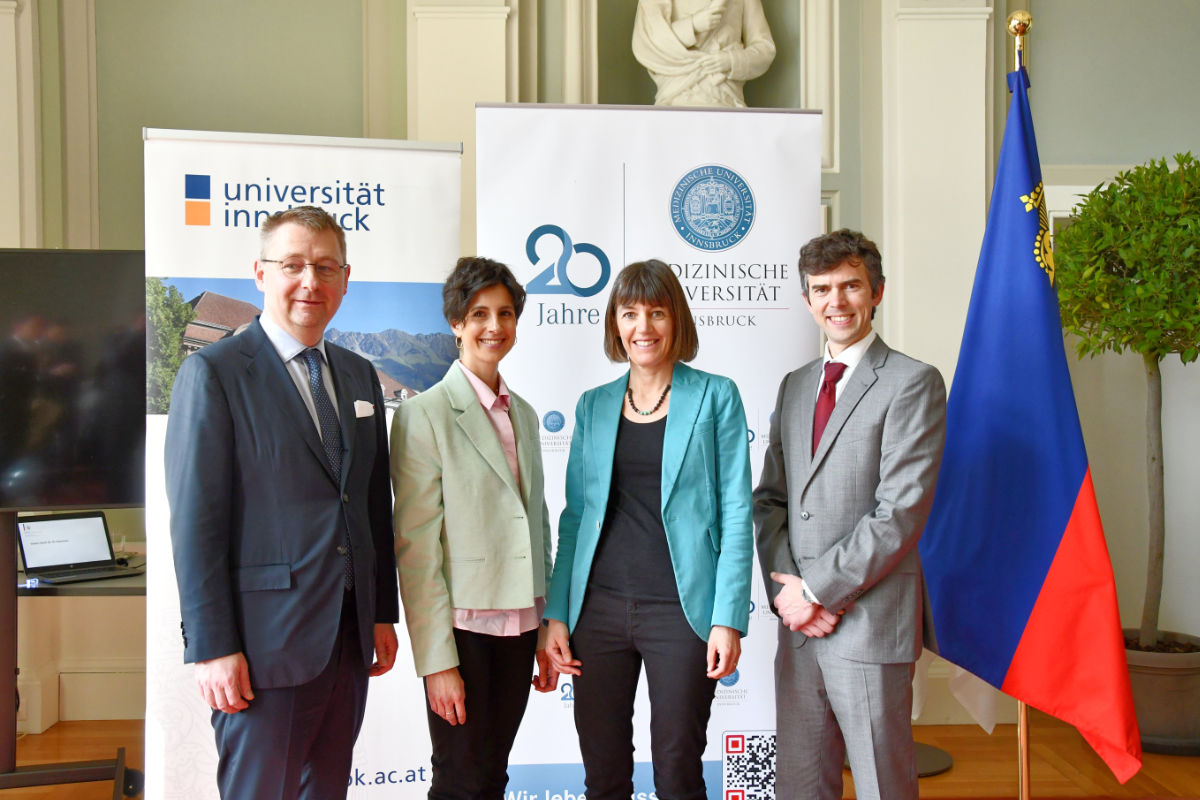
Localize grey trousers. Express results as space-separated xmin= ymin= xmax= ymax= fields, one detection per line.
xmin=773 ymin=624 xmax=917 ymax=800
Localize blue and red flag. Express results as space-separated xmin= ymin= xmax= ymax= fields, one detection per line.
xmin=919 ymin=65 xmax=1142 ymax=783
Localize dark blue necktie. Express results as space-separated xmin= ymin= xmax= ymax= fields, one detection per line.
xmin=302 ymin=348 xmax=353 ymax=589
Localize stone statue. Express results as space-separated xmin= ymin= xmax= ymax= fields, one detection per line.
xmin=633 ymin=0 xmax=776 ymax=108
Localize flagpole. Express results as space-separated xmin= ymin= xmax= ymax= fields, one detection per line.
xmin=1018 ymin=701 xmax=1031 ymax=799
xmin=1007 ymin=10 xmax=1031 ymax=71
xmin=1007 ymin=13 xmax=1034 ymax=800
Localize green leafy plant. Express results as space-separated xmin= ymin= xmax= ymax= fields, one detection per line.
xmin=1055 ymin=152 xmax=1200 ymax=650
xmin=146 ymin=277 xmax=195 ymax=414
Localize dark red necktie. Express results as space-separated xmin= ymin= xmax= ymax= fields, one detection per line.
xmin=812 ymin=361 xmax=847 ymax=455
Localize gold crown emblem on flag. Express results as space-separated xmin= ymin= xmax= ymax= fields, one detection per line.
xmin=1020 ymin=181 xmax=1055 ymax=285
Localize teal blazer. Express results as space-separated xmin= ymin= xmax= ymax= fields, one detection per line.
xmin=391 ymin=364 xmax=553 ymax=676
xmin=544 ymin=362 xmax=753 ymax=640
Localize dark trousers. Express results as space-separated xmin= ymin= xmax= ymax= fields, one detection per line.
xmin=212 ymin=592 xmax=368 ymax=800
xmin=425 ymin=626 xmax=539 ymax=800
xmin=571 ymin=586 xmax=716 ymax=800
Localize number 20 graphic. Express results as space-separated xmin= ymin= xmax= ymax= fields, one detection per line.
xmin=524 ymin=224 xmax=611 ymax=298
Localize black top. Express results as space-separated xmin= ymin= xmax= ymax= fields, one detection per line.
xmin=589 ymin=415 xmax=679 ymax=601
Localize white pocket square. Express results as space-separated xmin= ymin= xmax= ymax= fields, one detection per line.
xmin=354 ymin=399 xmax=375 ymax=418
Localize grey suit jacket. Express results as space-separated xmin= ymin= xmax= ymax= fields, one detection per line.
xmin=754 ymin=335 xmax=946 ymax=664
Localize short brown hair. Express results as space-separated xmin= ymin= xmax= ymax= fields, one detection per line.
xmin=441 ymin=256 xmax=527 ymax=326
xmin=798 ymin=229 xmax=885 ymax=297
xmin=603 ymin=259 xmax=699 ymax=363
xmin=260 ymin=205 xmax=347 ymax=264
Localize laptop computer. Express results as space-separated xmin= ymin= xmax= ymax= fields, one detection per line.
xmin=16 ymin=511 xmax=145 ymax=585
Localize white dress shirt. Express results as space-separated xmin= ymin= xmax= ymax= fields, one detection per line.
xmin=259 ymin=314 xmax=340 ymax=433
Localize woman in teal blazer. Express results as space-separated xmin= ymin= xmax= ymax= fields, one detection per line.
xmin=392 ymin=257 xmax=556 ymax=800
xmin=544 ymin=259 xmax=753 ymax=800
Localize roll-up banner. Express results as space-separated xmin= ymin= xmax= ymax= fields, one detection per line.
xmin=144 ymin=129 xmax=461 ymax=800
xmin=476 ymin=105 xmax=823 ymax=798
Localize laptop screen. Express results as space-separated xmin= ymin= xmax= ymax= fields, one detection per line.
xmin=17 ymin=512 xmax=114 ymax=570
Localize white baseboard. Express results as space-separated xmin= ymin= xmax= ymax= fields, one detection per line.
xmin=57 ymin=656 xmax=145 ymax=674
xmin=16 ymin=667 xmax=59 ymax=734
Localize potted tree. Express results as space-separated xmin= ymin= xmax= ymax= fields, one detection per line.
xmin=1055 ymin=152 xmax=1200 ymax=754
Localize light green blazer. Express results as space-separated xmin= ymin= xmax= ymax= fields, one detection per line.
xmin=390 ymin=363 xmax=552 ymax=676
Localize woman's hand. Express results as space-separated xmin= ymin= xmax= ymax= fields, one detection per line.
xmin=706 ymin=625 xmax=741 ymax=679
xmin=692 ymin=0 xmax=727 ymax=34
xmin=532 ymin=648 xmax=561 ymax=693
xmin=697 ymin=51 xmax=733 ymax=78
xmin=426 ymin=667 xmax=466 ymax=725
xmin=545 ymin=619 xmax=582 ymax=676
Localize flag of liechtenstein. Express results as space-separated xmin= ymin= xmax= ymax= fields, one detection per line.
xmin=918 ymin=66 xmax=1142 ymax=783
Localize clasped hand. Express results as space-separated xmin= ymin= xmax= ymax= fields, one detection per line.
xmin=770 ymin=572 xmax=842 ymax=637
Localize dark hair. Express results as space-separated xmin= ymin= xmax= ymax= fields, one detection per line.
xmin=798 ymin=229 xmax=885 ymax=298
xmin=441 ymin=256 xmax=527 ymax=326
xmin=603 ymin=259 xmax=699 ymax=363
xmin=260 ymin=205 xmax=347 ymax=263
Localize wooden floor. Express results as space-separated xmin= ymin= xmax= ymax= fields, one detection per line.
xmin=6 ymin=720 xmax=144 ymax=799
xmin=3 ymin=710 xmax=1198 ymax=798
xmin=903 ymin=710 xmax=1200 ymax=798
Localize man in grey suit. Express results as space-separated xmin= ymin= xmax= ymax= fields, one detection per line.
xmin=754 ymin=229 xmax=946 ymax=800
xmin=166 ymin=206 xmax=399 ymax=799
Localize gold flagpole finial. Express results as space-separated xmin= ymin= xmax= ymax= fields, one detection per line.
xmin=1007 ymin=11 xmax=1033 ymax=71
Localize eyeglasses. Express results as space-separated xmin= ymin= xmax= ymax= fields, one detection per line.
xmin=261 ymin=259 xmax=349 ymax=283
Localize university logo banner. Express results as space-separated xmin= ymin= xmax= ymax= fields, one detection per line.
xmin=477 ymin=105 xmax=822 ymax=799
xmin=144 ymin=129 xmax=462 ymax=799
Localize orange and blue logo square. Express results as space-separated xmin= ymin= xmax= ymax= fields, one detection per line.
xmin=184 ymin=174 xmax=211 ymax=226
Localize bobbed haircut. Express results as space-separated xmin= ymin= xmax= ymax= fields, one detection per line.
xmin=441 ymin=256 xmax=527 ymax=326
xmin=260 ymin=205 xmax=347 ymax=263
xmin=603 ymin=259 xmax=699 ymax=363
xmin=798 ymin=228 xmax=885 ymax=297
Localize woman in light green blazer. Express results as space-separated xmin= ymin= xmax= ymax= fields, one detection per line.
xmin=391 ymin=257 xmax=556 ymax=800
xmin=544 ymin=259 xmax=753 ymax=800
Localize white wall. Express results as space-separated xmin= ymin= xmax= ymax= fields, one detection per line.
xmin=1035 ymin=0 xmax=1200 ymax=641
xmin=1068 ymin=350 xmax=1200 ymax=639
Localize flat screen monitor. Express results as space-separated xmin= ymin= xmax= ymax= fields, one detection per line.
xmin=0 ymin=249 xmax=145 ymax=511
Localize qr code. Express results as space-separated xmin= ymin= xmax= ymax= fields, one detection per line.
xmin=722 ymin=730 xmax=775 ymax=800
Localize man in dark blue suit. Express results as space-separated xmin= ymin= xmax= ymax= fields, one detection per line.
xmin=166 ymin=205 xmax=399 ymax=799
